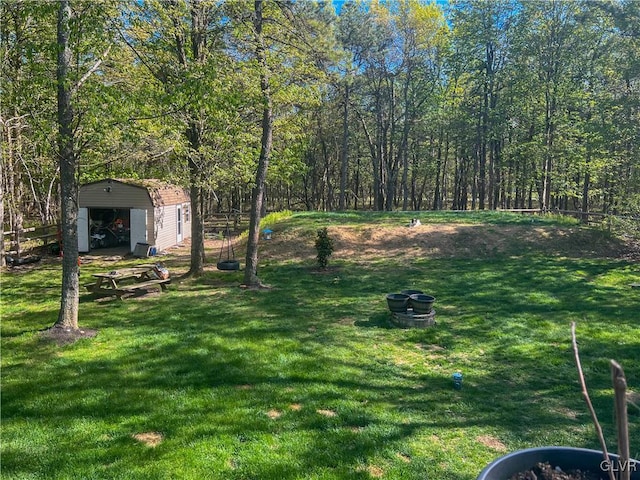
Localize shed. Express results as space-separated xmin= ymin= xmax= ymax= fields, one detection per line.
xmin=78 ymin=178 xmax=191 ymax=254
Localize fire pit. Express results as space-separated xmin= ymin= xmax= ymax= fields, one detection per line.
xmin=390 ymin=309 xmax=436 ymax=328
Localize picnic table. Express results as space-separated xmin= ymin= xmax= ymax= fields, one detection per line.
xmin=86 ymin=265 xmax=170 ymax=299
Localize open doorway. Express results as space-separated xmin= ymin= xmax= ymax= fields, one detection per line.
xmin=89 ymin=208 xmax=131 ymax=249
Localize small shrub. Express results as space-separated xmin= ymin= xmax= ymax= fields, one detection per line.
xmin=315 ymin=227 xmax=334 ymax=269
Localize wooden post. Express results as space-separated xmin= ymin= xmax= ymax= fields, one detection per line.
xmin=611 ymin=360 xmax=630 ymax=480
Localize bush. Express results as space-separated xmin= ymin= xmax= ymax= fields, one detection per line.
xmin=315 ymin=227 xmax=334 ymax=268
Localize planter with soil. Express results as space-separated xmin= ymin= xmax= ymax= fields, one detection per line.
xmin=400 ymin=289 xmax=424 ymax=296
xmin=409 ymin=293 xmax=435 ymax=314
xmin=476 ymin=446 xmax=640 ymax=480
xmin=386 ymin=293 xmax=410 ymax=313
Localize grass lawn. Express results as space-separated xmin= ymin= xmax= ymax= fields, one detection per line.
xmin=2 ymin=211 xmax=639 ymax=480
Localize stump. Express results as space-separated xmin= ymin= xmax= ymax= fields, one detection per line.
xmin=390 ymin=309 xmax=436 ymax=329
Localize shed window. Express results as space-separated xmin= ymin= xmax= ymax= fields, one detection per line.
xmin=184 ymin=204 xmax=190 ymax=222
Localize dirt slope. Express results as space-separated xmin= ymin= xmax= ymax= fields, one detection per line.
xmin=256 ymin=223 xmax=637 ymax=264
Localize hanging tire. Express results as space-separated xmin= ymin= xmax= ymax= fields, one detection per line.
xmin=217 ymin=260 xmax=240 ymax=271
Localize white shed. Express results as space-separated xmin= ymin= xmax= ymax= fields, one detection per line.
xmin=78 ymin=178 xmax=191 ymax=253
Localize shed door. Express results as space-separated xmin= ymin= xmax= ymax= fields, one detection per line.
xmin=78 ymin=207 xmax=89 ymax=252
xmin=130 ymin=209 xmax=148 ymax=252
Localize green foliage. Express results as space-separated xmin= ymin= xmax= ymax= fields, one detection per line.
xmin=236 ymin=210 xmax=293 ymax=241
xmin=3 ymin=0 xmax=640 ymax=232
xmin=260 ymin=210 xmax=293 ymax=228
xmin=314 ymin=227 xmax=335 ymax=268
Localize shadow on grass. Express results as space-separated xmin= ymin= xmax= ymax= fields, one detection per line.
xmin=354 ymin=312 xmax=394 ymax=329
xmin=2 ymin=248 xmax=639 ymax=479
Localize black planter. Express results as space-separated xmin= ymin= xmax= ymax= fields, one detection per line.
xmin=386 ymin=293 xmax=410 ymax=313
xmin=477 ymin=447 xmax=640 ymax=480
xmin=409 ymin=294 xmax=435 ymax=314
xmin=401 ymin=289 xmax=424 ymax=296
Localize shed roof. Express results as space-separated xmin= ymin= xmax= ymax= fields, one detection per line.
xmin=83 ymin=178 xmax=189 ymax=207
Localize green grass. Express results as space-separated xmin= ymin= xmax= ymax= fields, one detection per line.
xmin=2 ymin=211 xmax=639 ymax=480
xmin=287 ymin=209 xmax=580 ymax=227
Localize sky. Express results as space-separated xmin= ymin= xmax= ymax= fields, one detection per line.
xmin=332 ymin=0 xmax=450 ymax=14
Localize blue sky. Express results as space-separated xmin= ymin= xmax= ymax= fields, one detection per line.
xmin=332 ymin=0 xmax=450 ymax=14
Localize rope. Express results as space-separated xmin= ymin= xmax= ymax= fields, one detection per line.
xmin=217 ymin=215 xmax=235 ymax=261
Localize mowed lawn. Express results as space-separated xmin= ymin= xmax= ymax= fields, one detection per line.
xmin=2 ymin=211 xmax=639 ymax=480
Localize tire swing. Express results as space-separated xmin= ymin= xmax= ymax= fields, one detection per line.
xmin=216 ymin=217 xmax=240 ymax=271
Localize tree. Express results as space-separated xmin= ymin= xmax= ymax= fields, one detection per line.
xmin=53 ymin=0 xmax=118 ymax=331
xmin=3 ymin=0 xmax=640 ymax=252
xmin=121 ymin=0 xmax=227 ymax=276
xmin=343 ymin=0 xmax=448 ymax=211
xmin=335 ymin=1 xmax=371 ymax=211
xmin=242 ymin=0 xmax=326 ymax=286
xmin=1 ymin=2 xmax=60 ymax=265
xmin=55 ymin=0 xmax=79 ymax=330
xmin=449 ymin=0 xmax=516 ymax=209
xmin=243 ymin=0 xmax=273 ymax=287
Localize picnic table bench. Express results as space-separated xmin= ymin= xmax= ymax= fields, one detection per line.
xmin=86 ymin=265 xmax=170 ymax=299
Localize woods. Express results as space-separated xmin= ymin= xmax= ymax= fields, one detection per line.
xmin=2 ymin=0 xmax=639 ymax=225
xmin=2 ymin=1 xmax=640 ymax=468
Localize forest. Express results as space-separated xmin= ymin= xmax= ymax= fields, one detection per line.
xmin=3 ymin=2 xmax=640 ymax=471
xmin=2 ymin=0 xmax=639 ymax=231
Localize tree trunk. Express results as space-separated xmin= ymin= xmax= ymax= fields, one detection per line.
xmin=581 ymin=151 xmax=591 ymax=223
xmin=185 ymin=2 xmax=206 ymax=276
xmin=542 ymin=88 xmax=556 ymax=211
xmin=54 ymin=0 xmax=79 ymax=331
xmin=357 ymin=108 xmax=382 ymax=211
xmin=0 ymin=147 xmax=4 ymax=267
xmin=479 ymin=85 xmax=488 ymax=210
xmin=243 ymin=0 xmax=272 ymax=287
xmin=339 ymin=83 xmax=349 ymax=211
xmin=441 ymin=132 xmax=450 ymax=209
xmin=433 ymin=129 xmax=443 ymax=210
xmin=383 ymin=76 xmax=397 ymax=211
xmin=400 ymin=72 xmax=411 ymax=211
xmin=189 ymin=180 xmax=205 ymax=274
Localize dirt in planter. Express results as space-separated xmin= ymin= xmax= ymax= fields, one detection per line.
xmin=509 ymin=461 xmax=605 ymax=480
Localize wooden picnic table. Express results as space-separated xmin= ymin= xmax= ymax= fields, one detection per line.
xmin=86 ymin=265 xmax=170 ymax=299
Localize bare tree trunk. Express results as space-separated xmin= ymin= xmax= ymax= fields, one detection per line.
xmin=243 ymin=0 xmax=272 ymax=287
xmin=400 ymin=75 xmax=411 ymax=211
xmin=0 ymin=150 xmax=4 ymax=268
xmin=185 ymin=1 xmax=206 ymax=276
xmin=356 ymin=108 xmax=382 ymax=211
xmin=54 ymin=0 xmax=79 ymax=331
xmin=581 ymin=150 xmax=591 ymax=223
xmin=479 ymin=85 xmax=488 ymax=210
xmin=3 ymin=114 xmax=23 ymax=258
xmin=339 ymin=83 xmax=349 ymax=211
xmin=433 ymin=129 xmax=443 ymax=210
xmin=541 ymin=88 xmax=555 ymax=211
xmin=189 ymin=177 xmax=205 ymax=274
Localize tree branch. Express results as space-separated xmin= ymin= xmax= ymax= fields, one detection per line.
xmin=70 ymin=43 xmax=112 ymax=96
xmin=115 ymin=25 xmax=167 ymax=84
